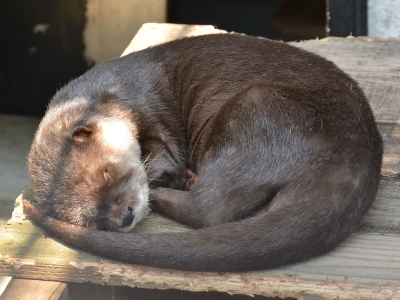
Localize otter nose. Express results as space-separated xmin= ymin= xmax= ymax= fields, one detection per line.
xmin=121 ymin=206 xmax=134 ymax=227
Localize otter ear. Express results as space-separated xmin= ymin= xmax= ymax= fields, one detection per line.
xmin=71 ymin=126 xmax=93 ymax=146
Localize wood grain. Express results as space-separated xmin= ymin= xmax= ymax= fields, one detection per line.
xmin=378 ymin=124 xmax=400 ymax=177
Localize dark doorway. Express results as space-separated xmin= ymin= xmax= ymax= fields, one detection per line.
xmin=0 ymin=0 xmax=89 ymax=116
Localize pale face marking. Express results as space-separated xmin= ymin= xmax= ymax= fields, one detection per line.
xmin=100 ymin=119 xmax=136 ymax=153
xmin=119 ymin=187 xmax=150 ymax=232
xmin=99 ymin=119 xmax=150 ymax=232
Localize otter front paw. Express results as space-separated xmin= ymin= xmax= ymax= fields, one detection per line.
xmin=149 ymin=187 xmax=189 ymax=218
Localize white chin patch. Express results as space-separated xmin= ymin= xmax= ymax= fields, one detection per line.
xmin=99 ymin=118 xmax=150 ymax=232
xmin=119 ymin=219 xmax=137 ymax=232
xmin=119 ymin=186 xmax=150 ymax=233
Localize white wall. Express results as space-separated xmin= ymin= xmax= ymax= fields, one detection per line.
xmin=84 ymin=0 xmax=166 ymax=64
xmin=368 ymin=0 xmax=400 ymax=38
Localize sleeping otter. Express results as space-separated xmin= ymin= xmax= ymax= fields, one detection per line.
xmin=23 ymin=33 xmax=383 ymax=272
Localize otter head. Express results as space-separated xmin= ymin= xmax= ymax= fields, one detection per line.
xmin=29 ymin=99 xmax=150 ymax=232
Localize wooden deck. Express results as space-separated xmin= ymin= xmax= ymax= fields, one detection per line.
xmin=0 ymin=23 xmax=399 ymax=300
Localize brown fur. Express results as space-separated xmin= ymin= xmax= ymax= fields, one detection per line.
xmin=24 ymin=34 xmax=383 ymax=271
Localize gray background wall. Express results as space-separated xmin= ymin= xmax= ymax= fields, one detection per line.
xmin=368 ymin=0 xmax=400 ymax=38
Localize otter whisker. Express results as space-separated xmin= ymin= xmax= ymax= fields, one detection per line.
xmin=141 ymin=153 xmax=153 ymax=170
xmin=142 ymin=150 xmax=166 ymax=173
xmin=147 ymin=177 xmax=163 ymax=184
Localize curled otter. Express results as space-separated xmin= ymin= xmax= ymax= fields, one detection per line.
xmin=24 ymin=34 xmax=383 ymax=272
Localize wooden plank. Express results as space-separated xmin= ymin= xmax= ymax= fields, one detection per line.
xmin=0 ymin=179 xmax=399 ymax=299
xmin=1 ymin=233 xmax=400 ymax=299
xmin=353 ymin=76 xmax=400 ymax=126
xmin=121 ymin=23 xmax=227 ymax=55
xmin=357 ymin=177 xmax=400 ymax=231
xmin=0 ymin=278 xmax=67 ymax=300
xmin=291 ymin=36 xmax=400 ymax=76
xmin=378 ymin=124 xmax=400 ymax=178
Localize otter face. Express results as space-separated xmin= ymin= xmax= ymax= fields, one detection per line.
xmin=29 ymin=102 xmax=150 ymax=232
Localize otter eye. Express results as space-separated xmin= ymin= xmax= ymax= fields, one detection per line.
xmin=104 ymin=170 xmax=112 ymax=186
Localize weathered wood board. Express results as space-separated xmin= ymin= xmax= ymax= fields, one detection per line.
xmin=0 ymin=23 xmax=399 ymax=300
xmin=0 ymin=278 xmax=67 ymax=300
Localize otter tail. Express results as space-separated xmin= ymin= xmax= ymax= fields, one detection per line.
xmin=23 ymin=174 xmax=378 ymax=272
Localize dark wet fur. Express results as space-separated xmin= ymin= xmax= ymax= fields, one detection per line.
xmin=25 ymin=34 xmax=383 ymax=271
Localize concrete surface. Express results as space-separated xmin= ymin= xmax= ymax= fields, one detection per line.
xmin=0 ymin=114 xmax=41 ymax=295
